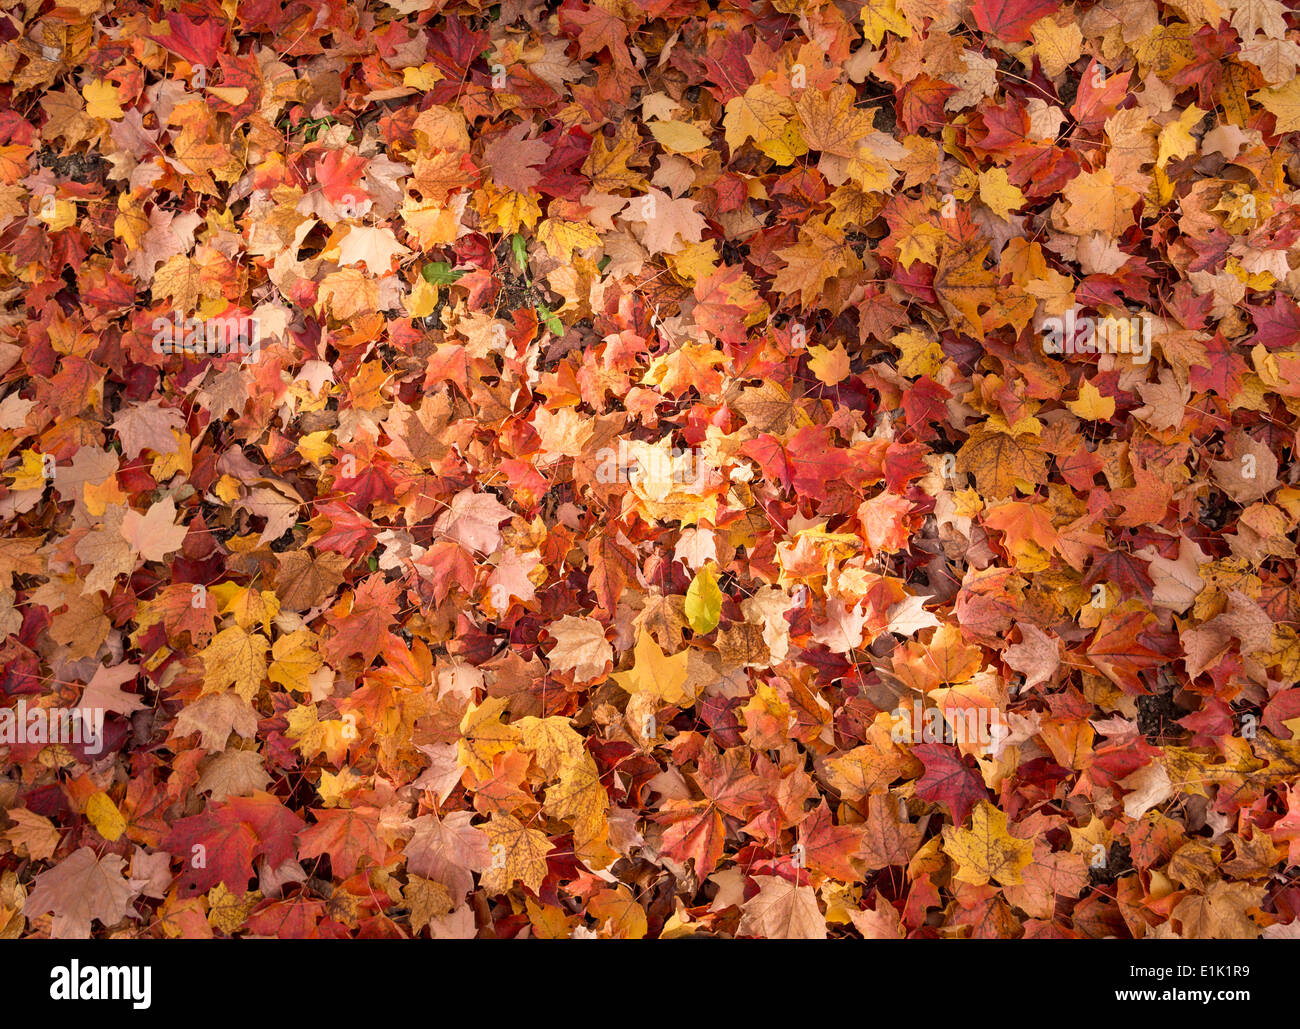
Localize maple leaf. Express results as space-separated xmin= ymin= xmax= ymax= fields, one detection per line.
xmin=201 ymin=626 xmax=269 ymax=702
xmin=561 ymin=1 xmax=632 ymax=67
xmin=24 ymin=848 xmax=142 ymax=938
xmin=942 ymin=801 xmax=1035 ymax=886
xmin=337 ymin=225 xmax=411 ymax=275
xmin=111 ymin=400 xmax=184 ymax=459
xmin=75 ymin=506 xmax=135 ymax=596
xmin=798 ymin=801 xmax=867 ymax=881
xmin=547 ymin=615 xmax=613 ymax=682
xmin=458 ymin=696 xmax=523 ymax=780
xmin=434 ymin=489 xmax=513 ymax=554
xmin=274 ymin=550 xmax=351 ymax=612
xmin=405 ymin=812 xmax=491 ymax=897
xmin=483 ymin=123 xmax=549 ymax=194
xmin=78 ymin=662 xmax=145 ymax=716
xmin=163 ymin=793 xmax=304 ymax=898
xmin=480 ymin=812 xmax=552 ymax=894
xmin=795 ymin=85 xmax=873 ymax=158
xmin=738 ymin=875 xmax=827 ymax=939
xmin=298 ymin=807 xmax=388 ymax=877
xmin=1256 ymin=79 xmax=1300 ymax=132
xmin=613 ymin=628 xmax=691 ymax=704
xmin=174 ymin=693 xmax=260 ymax=751
xmin=913 ymin=743 xmax=990 ymax=824
xmin=120 ymin=498 xmax=189 ymax=562
xmin=268 ymin=630 xmax=323 ymax=694
xmin=723 ymin=83 xmax=794 ymax=151
xmin=858 ymin=795 xmax=923 ymax=870
xmin=323 ymin=575 xmax=403 ymax=666
xmin=693 ymin=264 xmax=761 ymax=346
xmin=934 ymin=240 xmax=997 ymax=337
xmin=588 ymin=885 xmax=648 ymax=939
xmin=542 ymin=751 xmax=611 ymax=858
xmin=773 ymin=216 xmax=857 ymax=303
xmin=624 ymin=188 xmax=707 ymax=256
xmin=1086 ymin=612 xmax=1171 ymax=694
xmin=971 ymin=0 xmax=1060 ymax=41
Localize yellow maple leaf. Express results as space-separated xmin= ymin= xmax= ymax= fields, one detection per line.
xmin=1157 ymin=104 xmax=1206 ymax=168
xmin=1023 ymin=268 xmax=1076 ymax=316
xmin=613 ymin=629 xmax=691 ymax=705
xmin=297 ymin=431 xmax=334 ymax=467
xmin=82 ymin=79 xmax=124 ymax=120
xmin=588 ymin=884 xmax=648 ymax=938
xmin=36 ymin=197 xmax=77 ymax=231
xmin=151 ymin=255 xmax=203 ymax=313
xmin=1059 ymin=167 xmax=1139 ymax=237
xmin=402 ymin=63 xmax=446 ymax=90
xmin=517 ymin=715 xmax=588 ymax=779
xmin=860 ymin=0 xmax=912 ymax=45
xmin=84 ymin=792 xmax=125 ymax=842
xmin=1256 ymin=78 xmax=1300 ymax=132
xmin=319 ymin=268 xmax=379 ymax=321
xmin=755 ymin=120 xmax=809 ymax=165
xmin=582 ymin=120 xmax=648 ymax=192
xmin=267 ymin=629 xmax=323 ymax=694
xmin=481 ymin=812 xmax=552 ymax=894
xmin=209 ymin=583 xmax=281 ymax=632
xmin=8 ymin=449 xmax=48 ymax=492
xmin=795 ymin=85 xmax=872 ymax=158
xmin=978 ymin=166 xmax=1026 ymax=220
xmin=942 ymin=801 xmax=1034 ymax=886
xmin=536 ymin=217 xmax=601 ymax=262
xmin=1026 ymin=17 xmax=1083 ymax=78
xmin=892 ymin=329 xmax=944 ymax=378
xmin=648 ymin=119 xmax=709 ymax=153
xmin=458 ymin=696 xmax=522 ymax=780
xmin=956 ymin=424 xmax=1047 ymax=499
xmin=542 ymin=751 xmax=611 ymax=854
xmin=1067 ymin=380 xmax=1116 ymax=420
xmin=285 ymin=703 xmax=353 ymax=764
xmin=405 ymin=276 xmax=438 ymax=319
xmin=895 ymin=219 xmax=947 ymax=269
xmin=723 ymin=83 xmax=794 ymax=151
xmin=404 ymin=194 xmax=470 ymax=246
xmin=808 ymin=343 xmax=851 ymax=385
xmin=934 ymin=241 xmax=997 ymax=337
xmin=200 ymin=627 xmax=268 ymax=702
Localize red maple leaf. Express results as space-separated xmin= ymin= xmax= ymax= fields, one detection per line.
xmin=971 ymin=0 xmax=1061 ymax=42
xmin=913 ymin=744 xmax=989 ymax=825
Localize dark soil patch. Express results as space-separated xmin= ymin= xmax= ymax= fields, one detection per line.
xmin=1056 ymin=74 xmax=1080 ymax=108
xmin=1137 ymin=690 xmax=1183 ymax=744
xmin=35 ymin=147 xmax=109 ymax=184
xmin=870 ymin=98 xmax=897 ymax=134
xmin=498 ymin=273 xmax=545 ymax=314
xmin=1088 ymin=841 xmax=1133 ymax=885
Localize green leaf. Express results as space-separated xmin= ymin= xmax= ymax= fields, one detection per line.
xmin=422 ymin=261 xmax=465 ymax=286
xmin=536 ymin=303 xmax=563 ymax=336
xmin=511 ymin=233 xmax=529 ymax=279
xmin=685 ymin=565 xmax=723 ymax=635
